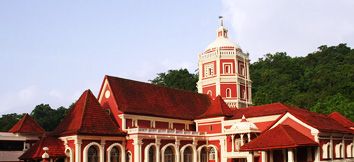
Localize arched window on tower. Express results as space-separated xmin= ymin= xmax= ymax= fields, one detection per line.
xmin=226 ymin=88 xmax=231 ymax=98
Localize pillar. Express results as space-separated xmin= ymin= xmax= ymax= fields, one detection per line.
xmin=287 ymin=149 xmax=294 ymax=162
xmin=246 ymin=152 xmax=254 ymax=162
xmin=247 ymin=133 xmax=251 ymax=143
xmin=133 ymin=138 xmax=143 ymax=162
xmin=240 ymin=134 xmax=244 ymax=146
xmin=175 ymin=139 xmax=180 ymax=162
xmin=231 ymin=135 xmax=235 ymax=152
xmin=100 ymin=141 xmax=105 ymax=162
xmin=261 ymin=151 xmax=267 ymax=162
xmin=219 ymin=138 xmax=227 ymax=162
xmin=75 ymin=139 xmax=82 ymax=162
xmin=156 ymin=139 xmax=161 ymax=162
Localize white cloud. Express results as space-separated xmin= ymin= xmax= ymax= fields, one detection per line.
xmin=221 ymin=0 xmax=354 ymax=62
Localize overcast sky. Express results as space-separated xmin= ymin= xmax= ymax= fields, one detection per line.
xmin=0 ymin=0 xmax=353 ymax=114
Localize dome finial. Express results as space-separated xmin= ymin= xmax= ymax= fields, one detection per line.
xmin=219 ymin=16 xmax=224 ymax=27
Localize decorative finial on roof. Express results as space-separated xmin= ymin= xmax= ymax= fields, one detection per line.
xmin=219 ymin=16 xmax=224 ymax=27
xmin=241 ymin=115 xmax=247 ymax=122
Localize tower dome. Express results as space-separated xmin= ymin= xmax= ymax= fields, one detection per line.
xmin=205 ymin=17 xmax=242 ymax=52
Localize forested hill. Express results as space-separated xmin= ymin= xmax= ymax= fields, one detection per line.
xmin=251 ymin=44 xmax=354 ymax=120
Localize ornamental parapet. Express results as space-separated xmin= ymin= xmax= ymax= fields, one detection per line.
xmin=127 ymin=128 xmax=205 ymax=136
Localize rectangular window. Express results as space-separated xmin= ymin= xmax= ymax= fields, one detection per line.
xmin=223 ymin=63 xmax=232 ymax=74
xmin=204 ymin=63 xmax=214 ymax=78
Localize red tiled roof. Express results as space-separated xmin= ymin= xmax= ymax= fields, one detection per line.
xmin=104 ymin=75 xmax=212 ymax=120
xmin=328 ymin=112 xmax=354 ymax=128
xmin=53 ymin=90 xmax=125 ymax=136
xmin=240 ymin=125 xmax=318 ymax=151
xmin=8 ymin=114 xmax=45 ymax=134
xmin=232 ymin=103 xmax=351 ymax=134
xmin=19 ymin=136 xmax=65 ymax=160
xmin=196 ymin=96 xmax=234 ymax=119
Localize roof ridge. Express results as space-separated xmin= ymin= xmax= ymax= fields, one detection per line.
xmin=17 ymin=114 xmax=28 ymax=132
xmin=106 ymin=75 xmax=206 ymax=97
xmin=78 ymin=90 xmax=91 ymax=132
xmin=280 ymin=125 xmax=297 ymax=146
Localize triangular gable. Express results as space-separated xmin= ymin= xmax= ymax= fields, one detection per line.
xmin=268 ymin=112 xmax=319 ymax=137
xmin=9 ymin=114 xmax=45 ymax=134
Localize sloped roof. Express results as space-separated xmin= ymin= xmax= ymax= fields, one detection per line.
xmin=240 ymin=125 xmax=318 ymax=151
xmin=8 ymin=114 xmax=45 ymax=134
xmin=53 ymin=90 xmax=125 ymax=136
xmin=328 ymin=112 xmax=354 ymax=128
xmin=19 ymin=136 xmax=65 ymax=160
xmin=232 ymin=103 xmax=351 ymax=134
xmin=104 ymin=75 xmax=212 ymax=120
xmin=196 ymin=96 xmax=233 ymax=119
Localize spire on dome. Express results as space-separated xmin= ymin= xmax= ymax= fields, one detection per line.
xmin=216 ymin=16 xmax=228 ymax=38
xmin=219 ymin=16 xmax=224 ymax=27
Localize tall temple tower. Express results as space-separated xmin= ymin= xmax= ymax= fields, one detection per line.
xmin=197 ymin=17 xmax=252 ymax=108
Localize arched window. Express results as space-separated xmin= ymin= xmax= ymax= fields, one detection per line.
xmin=126 ymin=152 xmax=132 ymax=162
xmin=164 ymin=146 xmax=175 ymax=162
xmin=149 ymin=146 xmax=156 ymax=162
xmin=183 ymin=147 xmax=193 ymax=162
xmin=200 ymin=147 xmax=207 ymax=162
xmin=88 ymin=146 xmax=99 ymax=162
xmin=65 ymin=148 xmax=72 ymax=162
xmin=226 ymin=89 xmax=231 ymax=98
xmin=110 ymin=146 xmax=120 ymax=162
xmin=209 ymin=147 xmax=216 ymax=160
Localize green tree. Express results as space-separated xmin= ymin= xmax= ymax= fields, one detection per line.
xmin=0 ymin=113 xmax=24 ymax=131
xmin=30 ymin=104 xmax=69 ymax=131
xmin=310 ymin=93 xmax=354 ymax=121
xmin=150 ymin=68 xmax=198 ymax=92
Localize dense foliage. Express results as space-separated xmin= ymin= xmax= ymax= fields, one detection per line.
xmin=0 ymin=104 xmax=70 ymax=132
xmin=150 ymin=69 xmax=198 ymax=92
xmin=251 ymin=44 xmax=354 ymax=120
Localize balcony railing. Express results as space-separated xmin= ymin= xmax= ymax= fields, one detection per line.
xmin=127 ymin=128 xmax=204 ymax=136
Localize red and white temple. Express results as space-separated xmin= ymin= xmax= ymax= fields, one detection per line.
xmin=0 ymin=18 xmax=353 ymax=162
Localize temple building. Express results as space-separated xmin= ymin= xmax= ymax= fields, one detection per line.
xmin=1 ymin=18 xmax=353 ymax=162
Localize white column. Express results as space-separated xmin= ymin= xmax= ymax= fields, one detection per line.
xmin=100 ymin=141 xmax=105 ymax=162
xmin=247 ymin=133 xmax=251 ymax=143
xmin=269 ymin=151 xmax=273 ymax=162
xmin=314 ymin=147 xmax=320 ymax=162
xmin=219 ymin=138 xmax=227 ymax=162
xmin=231 ymin=135 xmax=235 ymax=152
xmin=246 ymin=152 xmax=254 ymax=162
xmin=240 ymin=134 xmax=244 ymax=146
xmin=133 ymin=138 xmax=143 ymax=162
xmin=287 ymin=149 xmax=294 ymax=162
xmin=193 ymin=139 xmax=198 ymax=162
xmin=175 ymin=139 xmax=180 ymax=162
xmin=156 ymin=139 xmax=161 ymax=162
xmin=75 ymin=139 xmax=82 ymax=162
xmin=261 ymin=151 xmax=267 ymax=162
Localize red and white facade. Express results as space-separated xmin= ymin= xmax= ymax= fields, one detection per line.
xmin=197 ymin=17 xmax=252 ymax=108
xmin=2 ymin=19 xmax=353 ymax=162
